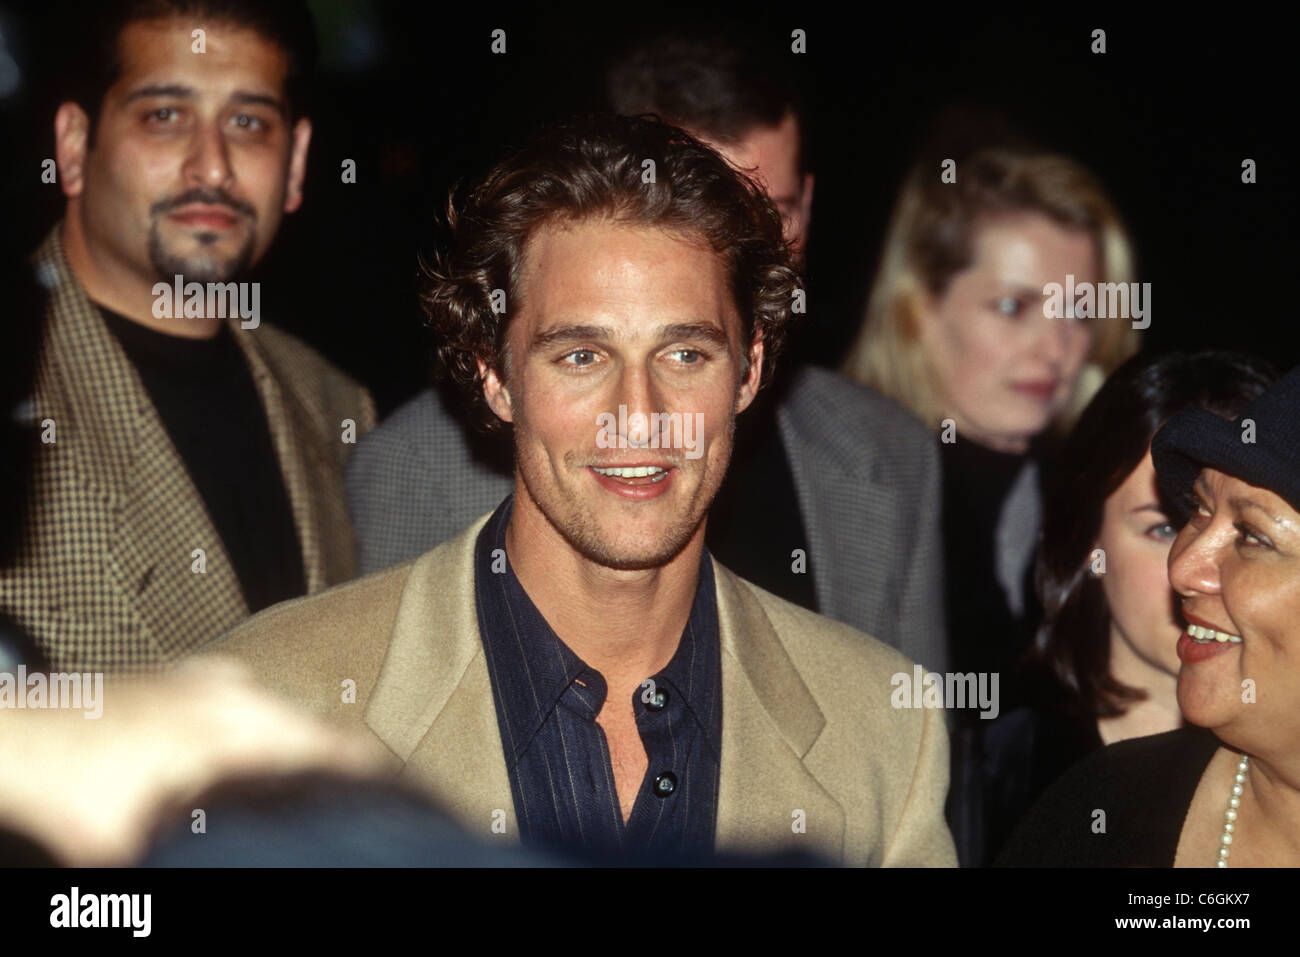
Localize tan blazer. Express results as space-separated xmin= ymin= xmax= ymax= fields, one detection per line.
xmin=0 ymin=225 xmax=376 ymax=672
xmin=207 ymin=512 xmax=958 ymax=866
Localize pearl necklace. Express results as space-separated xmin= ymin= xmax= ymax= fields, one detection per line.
xmin=1216 ymin=753 xmax=1250 ymax=867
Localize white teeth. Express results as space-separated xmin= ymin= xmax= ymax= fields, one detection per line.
xmin=1187 ymin=623 xmax=1243 ymax=644
xmin=593 ymin=466 xmax=668 ymax=480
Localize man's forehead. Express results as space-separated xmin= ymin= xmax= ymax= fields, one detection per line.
xmin=521 ymin=217 xmax=707 ymax=261
xmin=110 ymin=17 xmax=289 ymax=104
xmin=516 ymin=220 xmax=739 ymax=334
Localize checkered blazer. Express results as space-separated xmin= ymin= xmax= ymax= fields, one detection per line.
xmin=0 ymin=225 xmax=377 ymax=672
xmin=346 ymin=367 xmax=948 ymax=673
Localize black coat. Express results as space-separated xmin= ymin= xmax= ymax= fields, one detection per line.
xmin=995 ymin=726 xmax=1221 ymax=867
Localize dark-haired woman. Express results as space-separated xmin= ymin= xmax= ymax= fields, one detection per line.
xmin=999 ymin=360 xmax=1300 ymax=866
xmin=973 ymin=350 xmax=1276 ymax=865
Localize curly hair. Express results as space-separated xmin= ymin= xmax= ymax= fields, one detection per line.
xmin=419 ymin=113 xmax=803 ymax=432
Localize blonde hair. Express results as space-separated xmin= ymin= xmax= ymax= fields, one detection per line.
xmin=843 ymin=148 xmax=1140 ymax=434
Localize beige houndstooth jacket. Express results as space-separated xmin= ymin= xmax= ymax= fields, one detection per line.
xmin=0 ymin=225 xmax=377 ymax=672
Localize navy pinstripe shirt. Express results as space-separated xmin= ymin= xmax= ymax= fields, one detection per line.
xmin=473 ymin=495 xmax=722 ymax=861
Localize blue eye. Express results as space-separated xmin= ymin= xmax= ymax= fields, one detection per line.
xmin=233 ymin=114 xmax=264 ymax=130
xmin=1147 ymin=522 xmax=1176 ymax=541
xmin=561 ymin=350 xmax=597 ymax=367
xmin=994 ymin=296 xmax=1021 ymax=317
xmin=670 ymin=349 xmax=702 ymax=364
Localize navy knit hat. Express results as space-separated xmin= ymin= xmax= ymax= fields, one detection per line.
xmin=1152 ymin=364 xmax=1300 ymax=524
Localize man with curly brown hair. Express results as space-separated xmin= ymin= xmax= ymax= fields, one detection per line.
xmin=346 ymin=33 xmax=948 ymax=685
xmin=207 ymin=115 xmax=956 ymax=866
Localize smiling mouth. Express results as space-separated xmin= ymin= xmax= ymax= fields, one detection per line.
xmin=590 ymin=465 xmax=671 ymax=485
xmin=1186 ymin=623 xmax=1243 ymax=644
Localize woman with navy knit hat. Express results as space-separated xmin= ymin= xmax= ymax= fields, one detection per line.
xmin=998 ymin=364 xmax=1300 ymax=866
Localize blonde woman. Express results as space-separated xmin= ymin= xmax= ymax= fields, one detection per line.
xmin=844 ymin=147 xmax=1141 ymax=865
xmin=845 ymin=148 xmax=1138 ymax=442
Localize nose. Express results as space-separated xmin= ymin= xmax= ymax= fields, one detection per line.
xmin=615 ymin=362 xmax=668 ymax=449
xmin=1168 ymin=513 xmax=1226 ymax=601
xmin=183 ymin=120 xmax=234 ymax=191
xmin=1032 ymin=314 xmax=1073 ymax=367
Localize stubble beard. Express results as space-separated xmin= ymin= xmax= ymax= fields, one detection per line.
xmin=513 ymin=432 xmax=735 ymax=573
xmin=147 ymin=218 xmax=256 ymax=284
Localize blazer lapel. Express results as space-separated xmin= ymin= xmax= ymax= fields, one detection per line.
xmin=36 ymin=228 xmax=247 ymax=660
xmin=229 ymin=325 xmax=345 ymax=593
xmin=712 ymin=559 xmax=846 ymax=864
xmin=777 ymin=380 xmax=899 ymax=633
xmin=363 ymin=514 xmax=518 ymax=841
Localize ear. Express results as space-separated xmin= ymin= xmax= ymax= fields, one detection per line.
xmin=54 ymin=102 xmax=91 ymax=200
xmin=799 ymin=172 xmax=815 ymax=223
xmin=477 ymin=356 xmax=514 ymax=424
xmin=735 ymin=334 xmax=765 ymax=415
xmin=282 ymin=117 xmax=312 ymax=214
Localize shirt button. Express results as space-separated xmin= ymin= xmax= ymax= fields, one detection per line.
xmin=645 ymin=688 xmax=668 ymax=712
xmin=653 ymin=772 xmax=678 ymax=797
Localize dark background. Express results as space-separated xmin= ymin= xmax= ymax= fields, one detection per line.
xmin=1 ymin=2 xmax=1293 ymax=415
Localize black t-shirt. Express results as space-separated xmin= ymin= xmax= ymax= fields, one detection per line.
xmin=99 ymin=307 xmax=306 ymax=613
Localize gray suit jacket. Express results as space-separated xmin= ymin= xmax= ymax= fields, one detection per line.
xmin=346 ymin=367 xmax=947 ymax=672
